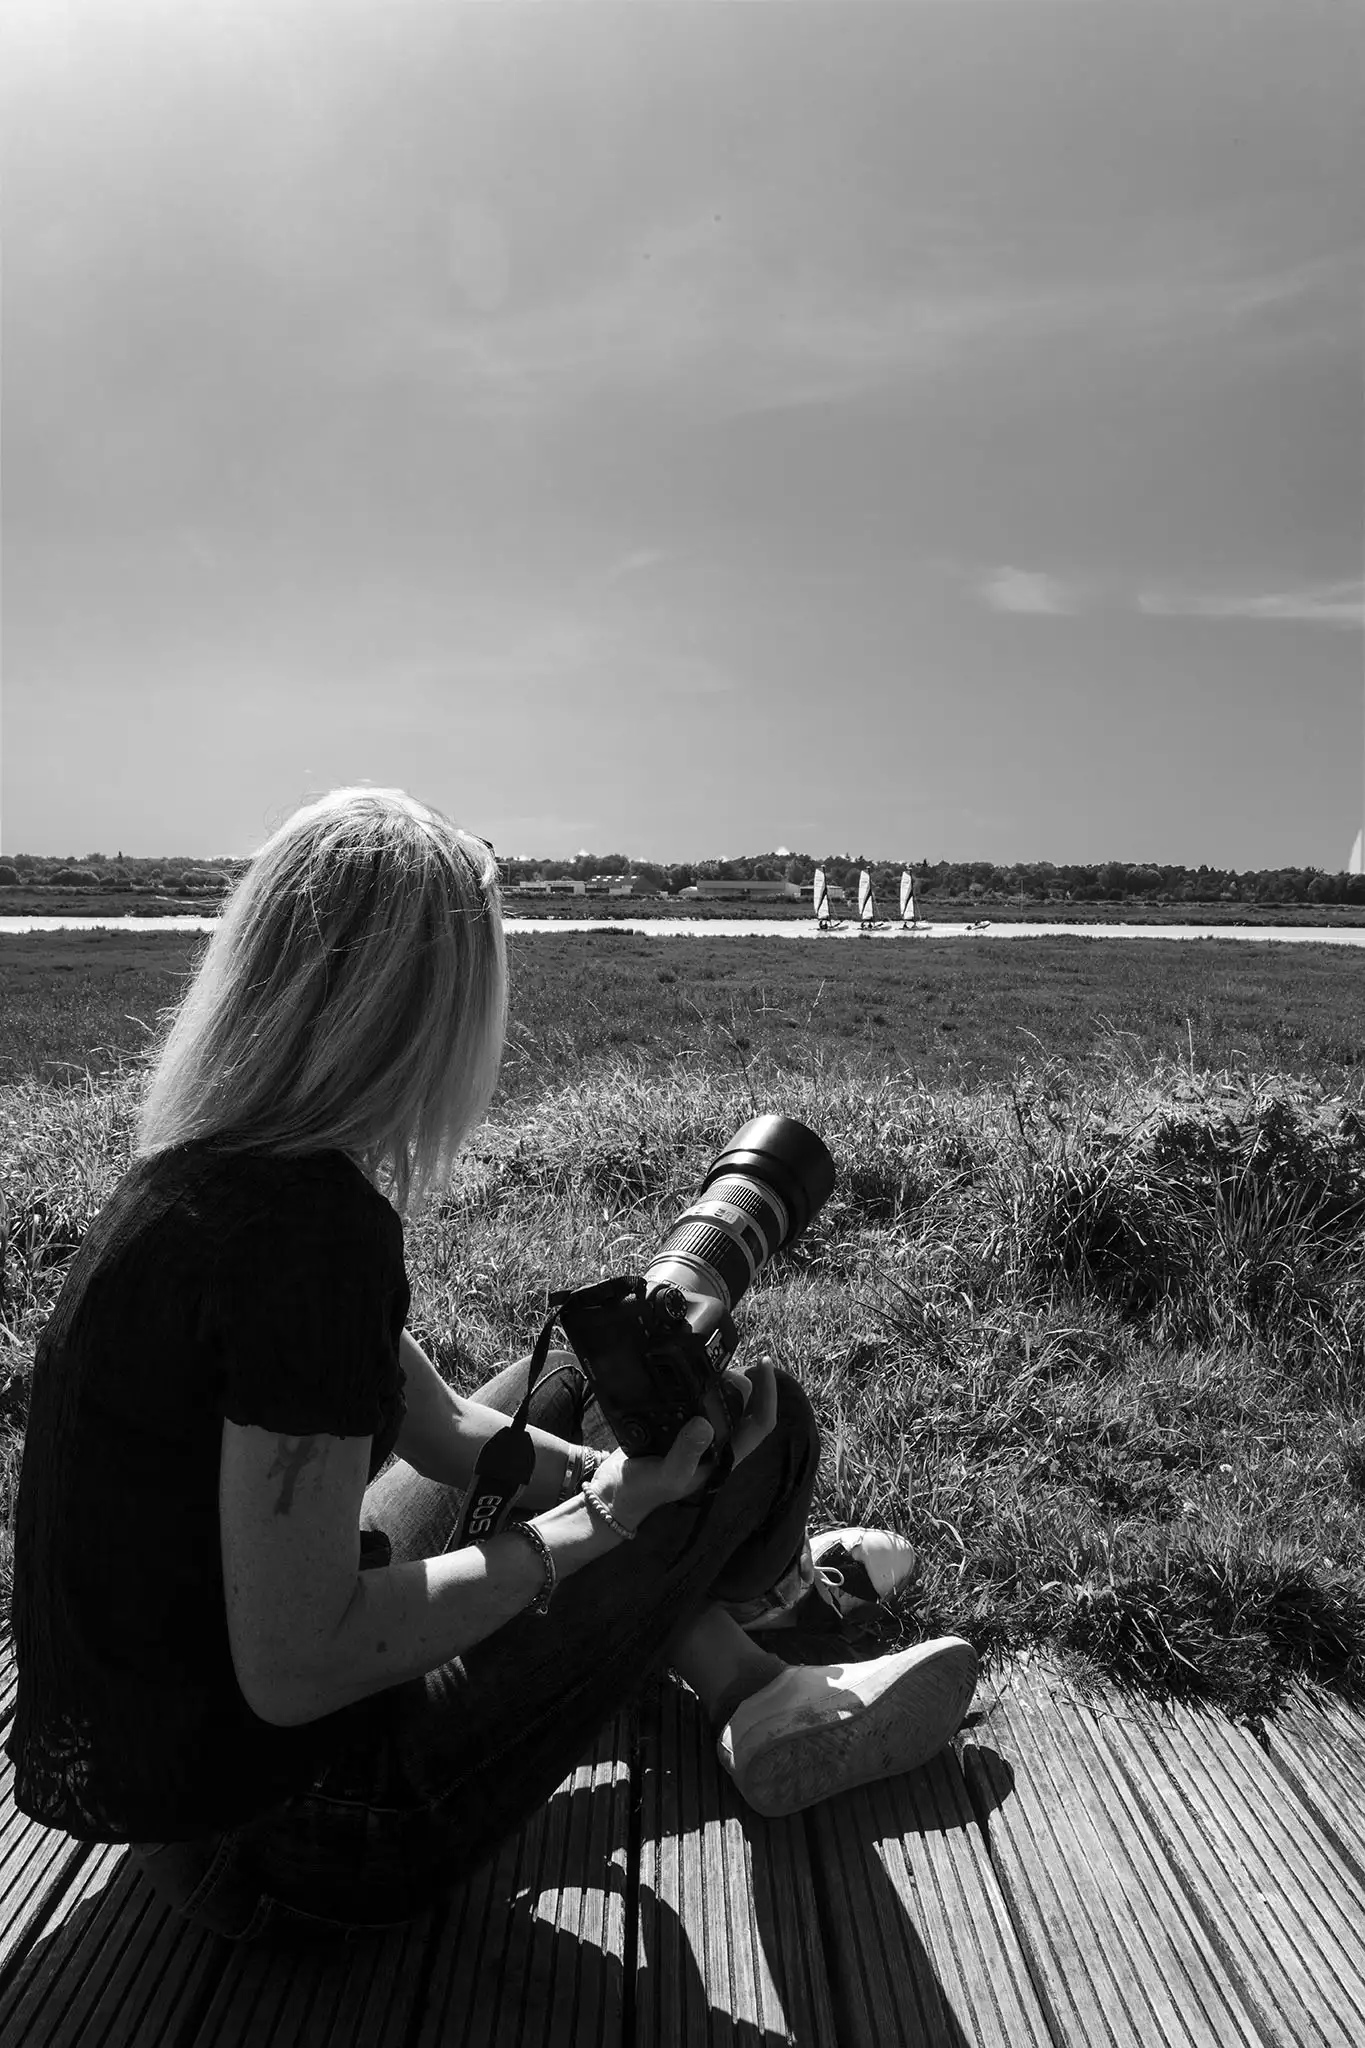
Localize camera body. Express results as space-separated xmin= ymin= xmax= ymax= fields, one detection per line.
xmin=556 ymin=1277 xmax=740 ymax=1459
xmin=554 ymin=1115 xmax=836 ymax=1459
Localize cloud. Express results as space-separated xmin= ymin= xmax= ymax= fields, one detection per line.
xmin=977 ymin=568 xmax=1363 ymax=629
xmin=348 ymin=266 xmax=1128 ymax=426
xmin=979 ymin=567 xmax=1084 ymax=616
xmin=602 ymin=547 xmax=669 ymax=586
xmin=1136 ymin=579 xmax=1363 ymax=629
xmin=335 ymin=202 xmax=1363 ymax=435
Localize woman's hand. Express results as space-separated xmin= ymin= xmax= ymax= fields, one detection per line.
xmin=588 ymin=1357 xmax=780 ymax=1534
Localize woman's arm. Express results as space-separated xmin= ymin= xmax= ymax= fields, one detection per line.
xmin=219 ymin=1409 xmax=720 ymax=1729
xmin=393 ymin=1330 xmax=586 ymax=1516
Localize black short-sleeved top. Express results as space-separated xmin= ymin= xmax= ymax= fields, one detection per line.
xmin=5 ymin=1140 xmax=410 ymax=1843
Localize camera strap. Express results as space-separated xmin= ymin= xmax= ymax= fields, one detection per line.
xmin=452 ymin=1278 xmax=639 ymax=1548
xmin=452 ymin=1305 xmax=561 ymax=1546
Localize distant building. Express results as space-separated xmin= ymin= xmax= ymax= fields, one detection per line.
xmin=683 ymin=880 xmax=803 ymax=900
xmin=503 ymin=880 xmax=588 ymax=896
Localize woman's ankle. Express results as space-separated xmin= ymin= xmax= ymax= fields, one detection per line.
xmin=708 ymin=1659 xmax=787 ymax=1733
xmin=666 ymin=1606 xmax=788 ymax=1731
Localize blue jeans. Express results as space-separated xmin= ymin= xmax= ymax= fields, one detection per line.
xmin=130 ymin=1353 xmax=819 ymax=1942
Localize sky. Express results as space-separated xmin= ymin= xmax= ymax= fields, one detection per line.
xmin=3 ymin=0 xmax=1363 ymax=867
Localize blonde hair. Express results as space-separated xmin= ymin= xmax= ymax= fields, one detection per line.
xmin=135 ymin=786 xmax=506 ymax=1210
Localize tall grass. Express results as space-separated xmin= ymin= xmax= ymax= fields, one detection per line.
xmin=2 ymin=1042 xmax=1363 ymax=1721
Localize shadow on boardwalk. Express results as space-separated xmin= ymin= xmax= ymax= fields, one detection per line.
xmin=3 ymin=1659 xmax=1365 ymax=2045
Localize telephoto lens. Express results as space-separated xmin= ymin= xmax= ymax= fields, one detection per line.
xmin=551 ymin=1113 xmax=838 ymax=1458
xmin=644 ymin=1114 xmax=836 ymax=1319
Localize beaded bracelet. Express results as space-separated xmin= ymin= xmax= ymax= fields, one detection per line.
xmin=507 ymin=1520 xmax=557 ymax=1615
xmin=582 ymin=1475 xmax=637 ymax=1542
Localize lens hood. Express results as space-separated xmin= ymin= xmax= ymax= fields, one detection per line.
xmin=700 ymin=1115 xmax=836 ymax=1245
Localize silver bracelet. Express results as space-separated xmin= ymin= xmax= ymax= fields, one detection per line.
xmin=558 ymin=1444 xmax=604 ymax=1503
xmin=507 ymin=1519 xmax=557 ymax=1614
xmin=582 ymin=1474 xmax=636 ymax=1542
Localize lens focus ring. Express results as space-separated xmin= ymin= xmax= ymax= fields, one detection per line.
xmin=701 ymin=1175 xmax=788 ymax=1249
xmin=651 ymin=1218 xmax=753 ymax=1303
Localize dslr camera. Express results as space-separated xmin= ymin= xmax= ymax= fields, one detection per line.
xmin=553 ymin=1114 xmax=836 ymax=1459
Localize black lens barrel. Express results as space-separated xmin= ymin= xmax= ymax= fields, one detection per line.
xmin=699 ymin=1115 xmax=836 ymax=1246
xmin=644 ymin=1114 xmax=836 ymax=1315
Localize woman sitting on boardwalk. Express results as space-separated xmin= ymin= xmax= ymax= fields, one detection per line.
xmin=7 ymin=787 xmax=976 ymax=1942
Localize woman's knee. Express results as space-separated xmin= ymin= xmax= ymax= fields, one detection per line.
xmin=529 ymin=1349 xmax=592 ymax=1435
xmin=468 ymin=1349 xmax=590 ymax=1436
xmin=714 ymin=1363 xmax=820 ymax=1516
xmin=767 ymin=1365 xmax=821 ymax=1466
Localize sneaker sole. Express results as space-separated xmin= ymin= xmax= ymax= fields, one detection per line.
xmin=731 ymin=1640 xmax=978 ymax=1818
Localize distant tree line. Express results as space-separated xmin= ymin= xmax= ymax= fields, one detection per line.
xmin=3 ymin=850 xmax=1363 ymax=907
xmin=498 ymin=852 xmax=1365 ymax=906
xmin=0 ymin=854 xmax=247 ymax=894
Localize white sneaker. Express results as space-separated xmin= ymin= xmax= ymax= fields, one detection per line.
xmin=808 ymin=1527 xmax=920 ymax=1620
xmin=723 ymin=1527 xmax=921 ymax=1636
xmin=717 ymin=1637 xmax=978 ymax=1818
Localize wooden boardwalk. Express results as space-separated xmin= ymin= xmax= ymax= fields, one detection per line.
xmin=1 ymin=1640 xmax=1362 ymax=2046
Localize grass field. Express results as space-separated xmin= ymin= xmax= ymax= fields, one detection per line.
xmin=4 ymin=926 xmax=1365 ymax=1091
xmin=2 ymin=929 xmax=1364 ymax=1721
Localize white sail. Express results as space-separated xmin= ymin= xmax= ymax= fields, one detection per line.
xmin=858 ymin=869 xmax=874 ymax=924
xmin=812 ymin=866 xmax=830 ymax=921
xmin=899 ymin=869 xmax=915 ymax=922
xmin=1351 ymin=830 xmax=1364 ymax=877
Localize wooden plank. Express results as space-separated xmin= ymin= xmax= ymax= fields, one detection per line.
xmin=959 ymin=1666 xmax=1266 ymax=2048
xmin=807 ymin=1741 xmax=1054 ymax=2048
xmin=0 ymin=1843 xmax=226 ymax=2047
xmin=635 ymin=1676 xmax=839 ymax=2048
xmin=1096 ymin=1683 xmax=1365 ymax=2048
xmin=193 ymin=1909 xmax=429 ymax=2048
xmin=413 ymin=1711 xmax=632 ymax=2048
xmin=0 ymin=1638 xmax=17 ymax=1734
xmin=202 ymin=1713 xmax=633 ymax=2048
xmin=0 ymin=1753 xmax=96 ymax=1990
xmin=0 ymin=1637 xmax=76 ymax=1991
xmin=1263 ymin=1686 xmax=1365 ymax=1891
xmin=0 ymin=1625 xmax=630 ymax=2048
xmin=0 ymin=1643 xmax=227 ymax=2040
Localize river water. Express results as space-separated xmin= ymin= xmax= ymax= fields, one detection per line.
xmin=5 ymin=914 xmax=1365 ymax=947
